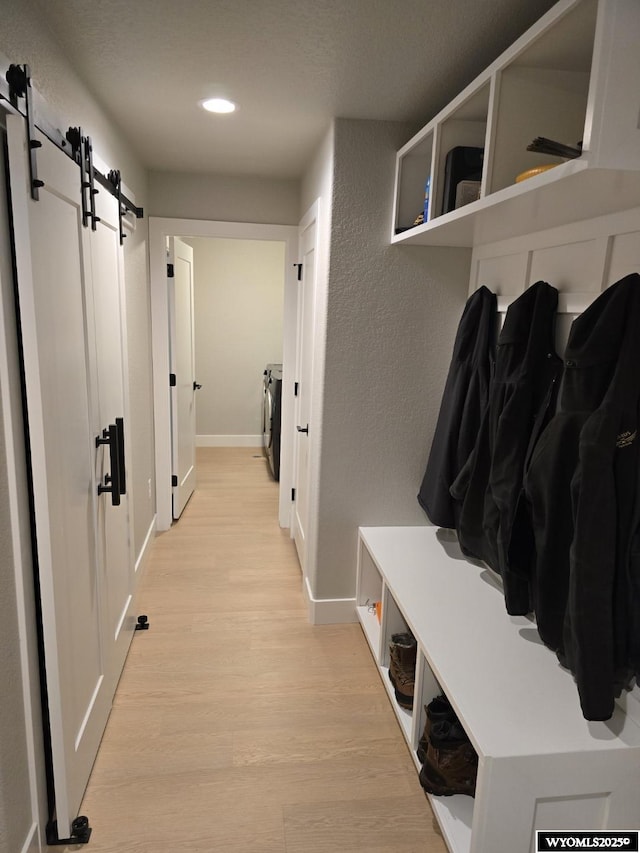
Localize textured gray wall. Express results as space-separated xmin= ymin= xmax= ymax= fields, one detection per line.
xmin=313 ymin=119 xmax=471 ymax=600
xmin=0 ymin=0 xmax=146 ymax=192
xmin=0 ymin=295 xmax=33 ymax=853
xmin=148 ymin=171 xmax=300 ymax=225
xmin=190 ymin=237 xmax=285 ymax=439
xmin=0 ymin=131 xmax=44 ymax=853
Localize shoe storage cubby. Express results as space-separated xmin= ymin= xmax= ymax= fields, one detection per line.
xmin=391 ymin=0 xmax=640 ymax=248
xmin=356 ymin=544 xmax=415 ymax=740
xmin=355 ymin=526 xmax=640 ymax=853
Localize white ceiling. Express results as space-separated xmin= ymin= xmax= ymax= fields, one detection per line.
xmin=34 ymin=0 xmax=558 ymax=180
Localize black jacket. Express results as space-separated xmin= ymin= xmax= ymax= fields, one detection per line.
xmin=451 ymin=281 xmax=562 ymax=615
xmin=417 ymin=286 xmax=496 ymax=529
xmin=521 ymin=272 xmax=640 ymax=721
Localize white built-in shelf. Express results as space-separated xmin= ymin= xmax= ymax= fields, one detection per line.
xmin=392 ymin=0 xmax=640 ymax=248
xmin=356 ymin=525 xmax=640 ymax=853
xmin=355 ymin=603 xmax=380 ymax=656
xmin=379 ymin=666 xmax=413 ymax=743
xmin=359 ymin=525 xmax=640 ymax=757
xmin=430 ymin=796 xmax=474 ymax=853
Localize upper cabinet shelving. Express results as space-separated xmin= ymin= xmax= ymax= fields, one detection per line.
xmin=392 ymin=0 xmax=640 ymax=248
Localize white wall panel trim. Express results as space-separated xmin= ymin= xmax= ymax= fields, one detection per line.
xmin=469 ymin=202 xmax=640 ymax=716
xmin=19 ymin=822 xmax=39 ymax=853
xmin=134 ymin=515 xmax=156 ymax=577
xmin=303 ymin=577 xmax=358 ymax=626
xmin=196 ymin=435 xmax=262 ymax=447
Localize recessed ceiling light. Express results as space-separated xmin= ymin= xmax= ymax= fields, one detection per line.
xmin=201 ymin=98 xmax=236 ymax=114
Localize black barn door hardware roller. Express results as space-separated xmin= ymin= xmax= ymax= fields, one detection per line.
xmin=66 ymin=127 xmax=90 ymax=226
xmin=83 ymin=135 xmax=99 ymax=230
xmin=46 ymin=815 xmax=92 ymax=846
xmin=6 ymin=64 xmax=43 ymax=200
xmin=1 ymin=65 xmax=144 ymax=220
xmin=65 ymin=128 xmax=101 ymax=229
xmin=107 ymin=169 xmax=127 ymax=245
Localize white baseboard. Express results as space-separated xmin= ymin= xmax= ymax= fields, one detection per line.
xmin=197 ymin=435 xmax=262 ymax=447
xmin=135 ymin=514 xmax=156 ymax=576
xmin=20 ymin=822 xmax=39 ymax=853
xmin=303 ymin=576 xmax=357 ymax=625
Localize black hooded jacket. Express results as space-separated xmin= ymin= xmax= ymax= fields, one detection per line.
xmin=417 ymin=285 xmax=497 ymax=529
xmin=451 ymin=281 xmax=563 ymax=615
xmin=520 ymin=272 xmax=640 ymax=721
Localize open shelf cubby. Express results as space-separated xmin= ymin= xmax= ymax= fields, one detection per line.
xmin=392 ymin=0 xmax=640 ymax=249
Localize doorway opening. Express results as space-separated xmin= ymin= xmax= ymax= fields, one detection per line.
xmin=149 ymin=218 xmax=298 ymax=533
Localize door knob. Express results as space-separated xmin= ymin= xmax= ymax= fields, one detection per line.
xmin=193 ymin=381 xmax=202 ymax=390
xmin=297 ymin=424 xmax=309 ymax=434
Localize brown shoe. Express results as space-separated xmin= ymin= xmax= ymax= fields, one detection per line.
xmin=417 ymin=695 xmax=457 ymax=763
xmin=388 ymin=632 xmax=417 ymax=709
xmin=419 ymin=720 xmax=477 ymax=797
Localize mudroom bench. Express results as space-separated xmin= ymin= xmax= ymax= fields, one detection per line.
xmin=355 ymin=525 xmax=640 ymax=853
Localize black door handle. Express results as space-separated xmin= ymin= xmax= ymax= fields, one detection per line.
xmin=297 ymin=424 xmax=309 ymax=434
xmin=115 ymin=417 xmax=126 ymax=495
xmin=96 ymin=424 xmax=121 ymax=506
xmin=193 ymin=381 xmax=202 ymax=390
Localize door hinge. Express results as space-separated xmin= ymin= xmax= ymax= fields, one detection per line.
xmin=172 ymin=475 xmax=178 ymax=487
xmin=169 ymin=373 xmax=176 ymax=387
xmin=167 ymin=263 xmax=174 ymax=278
xmin=294 ymin=263 xmax=303 ymax=281
xmin=291 ymin=488 xmax=296 ymax=501
xmin=294 ymin=381 xmax=299 ymax=397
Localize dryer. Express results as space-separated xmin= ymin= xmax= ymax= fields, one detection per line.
xmin=262 ymin=363 xmax=282 ymax=480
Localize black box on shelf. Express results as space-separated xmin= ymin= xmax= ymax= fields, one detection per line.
xmin=442 ymin=146 xmax=484 ymax=215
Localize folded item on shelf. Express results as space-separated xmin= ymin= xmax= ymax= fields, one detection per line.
xmin=526 ymin=136 xmax=582 ymax=159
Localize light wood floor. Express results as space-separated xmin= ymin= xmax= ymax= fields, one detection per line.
xmin=78 ymin=447 xmax=447 ymax=853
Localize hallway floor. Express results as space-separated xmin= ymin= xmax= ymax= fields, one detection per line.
xmin=78 ymin=447 xmax=447 ymax=852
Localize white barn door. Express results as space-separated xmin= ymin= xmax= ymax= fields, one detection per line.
xmin=7 ymin=115 xmax=135 ymax=839
xmin=87 ymin=188 xmax=137 ymax=695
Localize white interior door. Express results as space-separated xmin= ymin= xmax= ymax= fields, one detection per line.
xmin=292 ymin=212 xmax=318 ymax=570
xmin=88 ymin=189 xmax=136 ymax=694
xmin=6 ymin=117 xmax=112 ymax=836
xmin=169 ymin=237 xmax=197 ymax=518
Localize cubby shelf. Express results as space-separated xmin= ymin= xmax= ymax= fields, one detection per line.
xmin=356 ymin=525 xmax=640 ymax=853
xmin=392 ymin=164 xmax=640 ymax=248
xmin=392 ymin=0 xmax=640 ymax=249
